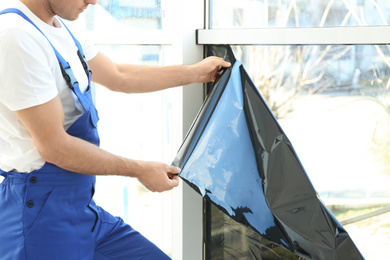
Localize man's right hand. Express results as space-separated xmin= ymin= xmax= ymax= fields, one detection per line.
xmin=135 ymin=161 xmax=180 ymax=192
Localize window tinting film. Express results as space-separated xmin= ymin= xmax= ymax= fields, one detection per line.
xmin=205 ymin=201 xmax=302 ymax=260
xmin=172 ymin=45 xmax=363 ymax=259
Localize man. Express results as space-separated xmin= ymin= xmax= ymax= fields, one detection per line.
xmin=0 ymin=0 xmax=231 ymax=259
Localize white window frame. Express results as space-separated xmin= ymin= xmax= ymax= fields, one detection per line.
xmin=171 ymin=0 xmax=205 ymax=259
xmin=197 ymin=26 xmax=390 ymax=45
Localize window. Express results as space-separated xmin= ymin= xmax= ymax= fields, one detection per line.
xmin=203 ymin=0 xmax=390 ymax=259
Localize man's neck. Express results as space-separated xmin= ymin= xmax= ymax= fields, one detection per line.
xmin=19 ymin=0 xmax=56 ymax=26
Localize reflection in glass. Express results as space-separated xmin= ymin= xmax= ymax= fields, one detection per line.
xmin=206 ymin=44 xmax=390 ymax=258
xmin=210 ymin=0 xmax=390 ymax=28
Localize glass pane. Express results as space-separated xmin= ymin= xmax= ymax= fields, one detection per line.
xmin=79 ymin=0 xmax=172 ymax=32
xmin=210 ymin=0 xmax=390 ymax=28
xmin=206 ymin=44 xmax=390 ymax=259
xmin=92 ymin=45 xmax=180 ymax=257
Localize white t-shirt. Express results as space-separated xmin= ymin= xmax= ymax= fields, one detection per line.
xmin=0 ymin=0 xmax=99 ymax=173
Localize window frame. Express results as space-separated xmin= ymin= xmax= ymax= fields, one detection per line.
xmin=197 ymin=26 xmax=390 ymax=45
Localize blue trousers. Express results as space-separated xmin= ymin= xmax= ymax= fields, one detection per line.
xmin=0 ymin=168 xmax=170 ymax=260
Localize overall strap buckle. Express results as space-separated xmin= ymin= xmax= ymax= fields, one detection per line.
xmin=59 ymin=62 xmax=77 ymax=90
xmin=77 ymin=50 xmax=91 ymax=78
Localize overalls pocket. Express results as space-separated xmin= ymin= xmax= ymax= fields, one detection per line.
xmin=23 ymin=185 xmax=55 ymax=237
xmin=23 ymin=184 xmax=97 ymax=258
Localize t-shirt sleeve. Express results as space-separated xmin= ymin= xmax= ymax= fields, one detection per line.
xmin=81 ymin=34 xmax=99 ymax=62
xmin=0 ymin=26 xmax=58 ymax=111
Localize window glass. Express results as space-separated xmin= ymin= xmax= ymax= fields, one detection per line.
xmin=92 ymin=44 xmax=179 ymax=257
xmin=210 ymin=0 xmax=390 ymax=28
xmin=206 ymin=44 xmax=390 ymax=259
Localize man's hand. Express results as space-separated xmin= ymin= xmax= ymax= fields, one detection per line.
xmin=191 ymin=56 xmax=231 ymax=83
xmin=135 ymin=161 xmax=181 ymax=192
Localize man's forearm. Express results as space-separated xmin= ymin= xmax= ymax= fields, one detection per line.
xmin=41 ymin=133 xmax=179 ymax=192
xmin=113 ymin=64 xmax=196 ymax=93
xmin=42 ymin=132 xmax=138 ymax=177
xmin=89 ymin=53 xmax=230 ymax=94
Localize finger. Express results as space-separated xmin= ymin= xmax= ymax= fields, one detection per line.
xmin=217 ymin=58 xmax=231 ymax=68
xmin=212 ymin=56 xmax=231 ymax=68
xmin=168 ymin=173 xmax=180 ymax=179
xmin=169 ymin=166 xmax=181 ymax=174
xmin=223 ymin=61 xmax=232 ymax=67
xmin=211 ymin=65 xmax=226 ymax=82
xmin=169 ymin=175 xmax=180 ymax=187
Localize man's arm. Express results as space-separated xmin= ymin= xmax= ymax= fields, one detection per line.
xmin=15 ymin=54 xmax=230 ymax=192
xmin=88 ymin=52 xmax=231 ymax=93
xmin=15 ymin=96 xmax=180 ymax=192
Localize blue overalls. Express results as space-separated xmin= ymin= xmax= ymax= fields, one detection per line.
xmin=0 ymin=9 xmax=170 ymax=260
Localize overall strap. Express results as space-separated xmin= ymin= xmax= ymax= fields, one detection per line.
xmin=0 ymin=8 xmax=69 ymax=70
xmin=0 ymin=8 xmax=92 ymax=109
xmin=59 ymin=19 xmax=91 ymax=78
xmin=0 ymin=9 xmax=90 ymax=86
